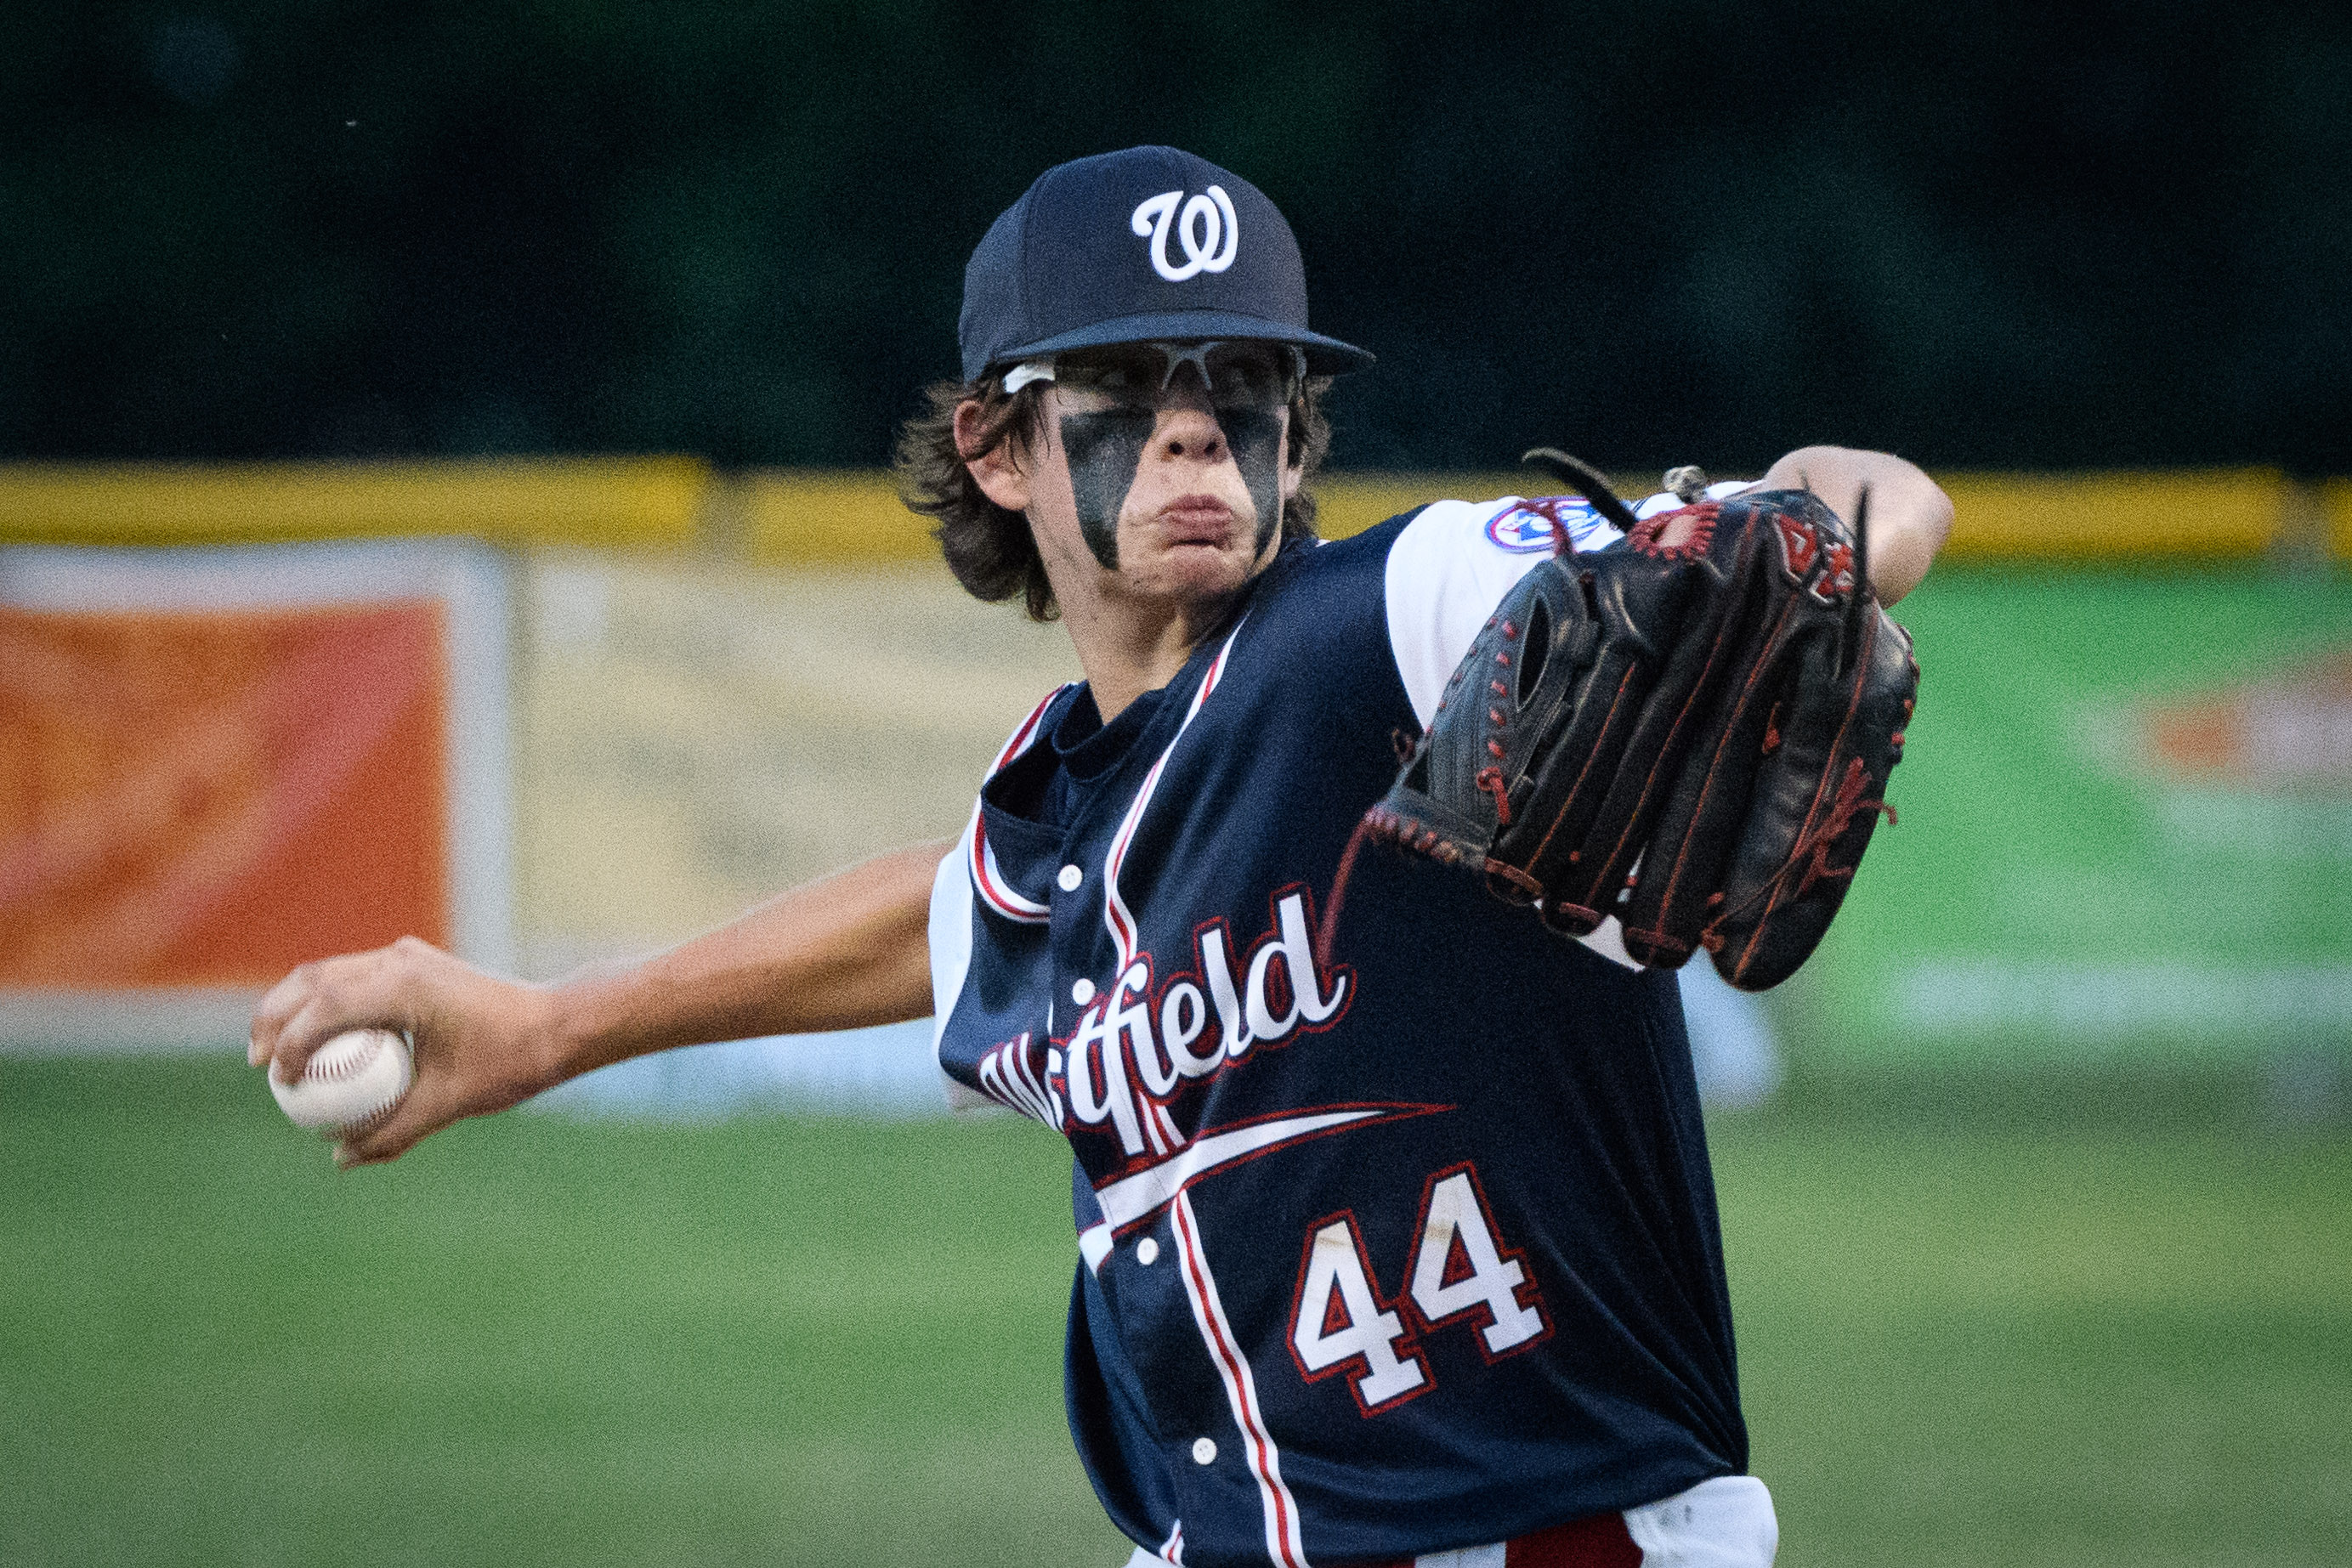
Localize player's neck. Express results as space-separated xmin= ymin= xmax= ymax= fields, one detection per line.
xmin=1057 ymin=580 xmax=1244 ymax=723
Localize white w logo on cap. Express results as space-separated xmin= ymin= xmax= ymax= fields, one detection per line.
xmin=1131 ymin=187 xmax=1239 ymax=282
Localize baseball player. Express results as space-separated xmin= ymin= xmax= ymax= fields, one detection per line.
xmin=251 ymin=146 xmax=1951 ymax=1567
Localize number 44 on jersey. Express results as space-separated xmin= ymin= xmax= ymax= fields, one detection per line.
xmin=1287 ymin=1162 xmax=1550 ymax=1416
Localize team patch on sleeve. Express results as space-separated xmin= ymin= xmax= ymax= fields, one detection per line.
xmin=1483 ymin=496 xmax=1618 ymax=555
xmin=1386 ymin=496 xmax=1611 ymax=732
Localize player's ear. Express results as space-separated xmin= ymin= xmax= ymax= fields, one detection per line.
xmin=957 ymin=398 xmax=1033 ymax=514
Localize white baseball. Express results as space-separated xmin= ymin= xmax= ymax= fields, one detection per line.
xmin=270 ymin=1027 xmax=414 ymax=1134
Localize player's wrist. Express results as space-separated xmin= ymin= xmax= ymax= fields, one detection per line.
xmin=531 ymin=953 xmax=690 ymax=1087
xmin=531 ymin=975 xmax=608 ymax=1090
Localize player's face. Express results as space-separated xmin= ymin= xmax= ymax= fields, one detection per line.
xmin=979 ymin=341 xmax=1302 ymax=611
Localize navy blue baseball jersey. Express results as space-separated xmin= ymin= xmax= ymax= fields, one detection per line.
xmin=928 ymin=494 xmax=1753 ymax=1568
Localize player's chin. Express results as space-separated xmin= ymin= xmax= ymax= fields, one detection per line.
xmin=1125 ymin=540 xmax=1258 ymax=603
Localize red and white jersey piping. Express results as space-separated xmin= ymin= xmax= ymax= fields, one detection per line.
xmin=1173 ymin=1189 xmax=1311 ymax=1568
xmin=965 ymin=683 xmax=1071 ymax=925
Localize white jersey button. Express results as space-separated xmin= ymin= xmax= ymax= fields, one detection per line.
xmin=1136 ymin=1237 xmax=1159 ymax=1265
xmin=1191 ymin=1436 xmax=1217 ymax=1466
xmin=1057 ymin=863 xmax=1084 ymax=891
xmin=1072 ymin=977 xmax=1097 ymax=1005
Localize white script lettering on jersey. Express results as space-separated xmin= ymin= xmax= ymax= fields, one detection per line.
xmin=1131 ymin=186 xmax=1239 ymax=282
xmin=973 ymin=887 xmax=1352 ymax=1154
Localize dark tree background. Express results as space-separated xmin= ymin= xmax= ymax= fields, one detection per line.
xmin=3 ymin=2 xmax=2347 ymax=475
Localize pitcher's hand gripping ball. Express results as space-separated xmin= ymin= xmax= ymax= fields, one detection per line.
xmin=269 ymin=1028 xmax=414 ymax=1135
xmin=1367 ymin=455 xmax=1919 ymax=991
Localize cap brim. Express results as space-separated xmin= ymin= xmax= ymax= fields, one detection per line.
xmin=994 ymin=309 xmax=1374 ymax=376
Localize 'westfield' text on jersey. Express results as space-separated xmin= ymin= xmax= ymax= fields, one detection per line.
xmin=975 ymin=886 xmax=1353 ymax=1160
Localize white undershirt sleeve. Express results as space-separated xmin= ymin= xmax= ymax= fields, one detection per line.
xmin=1379 ymin=488 xmax=1748 ymax=975
xmin=1382 ymin=496 xmax=1621 ymax=727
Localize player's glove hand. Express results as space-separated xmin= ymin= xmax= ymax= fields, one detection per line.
xmin=1365 ymin=456 xmax=1918 ymax=990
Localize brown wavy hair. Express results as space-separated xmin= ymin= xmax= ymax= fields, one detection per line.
xmin=895 ymin=371 xmax=1334 ymax=621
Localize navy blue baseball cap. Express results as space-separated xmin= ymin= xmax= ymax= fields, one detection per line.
xmin=958 ymin=145 xmax=1374 ymax=383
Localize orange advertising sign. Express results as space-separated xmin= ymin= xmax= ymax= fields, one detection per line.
xmin=2140 ymin=652 xmax=2352 ymax=795
xmin=0 ymin=600 xmax=450 ymax=988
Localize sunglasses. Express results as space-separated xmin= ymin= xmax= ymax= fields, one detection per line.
xmin=1003 ymin=340 xmax=1305 ymax=411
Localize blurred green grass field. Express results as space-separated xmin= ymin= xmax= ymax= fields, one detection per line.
xmin=4 ymin=1058 xmax=2347 ymax=1567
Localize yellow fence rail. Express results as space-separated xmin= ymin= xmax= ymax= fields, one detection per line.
xmin=1933 ymin=468 xmax=2286 ymax=560
xmin=0 ymin=459 xmax=711 ymax=550
xmin=742 ymin=471 xmax=933 ymax=564
xmin=0 ymin=461 xmax=2338 ymax=563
